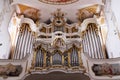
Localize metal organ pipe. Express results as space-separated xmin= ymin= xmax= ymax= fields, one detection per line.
xmin=20 ymin=27 xmax=28 ymax=59
xmin=89 ymin=26 xmax=96 ymax=58
xmin=82 ymin=23 xmax=105 ymax=59
xmin=17 ymin=26 xmax=26 ymax=59
xmin=70 ymin=47 xmax=79 ymax=66
xmin=85 ymin=31 xmax=92 ymax=57
xmin=23 ymin=28 xmax=30 ymax=57
xmin=91 ymin=25 xmax=99 ymax=58
xmin=30 ymin=33 xmax=34 ymax=54
xmin=52 ymin=52 xmax=62 ymax=65
xmin=35 ymin=49 xmax=44 ymax=67
xmin=13 ymin=24 xmax=34 ymax=59
xmin=13 ymin=33 xmax=20 ymax=59
xmin=97 ymin=33 xmax=104 ymax=58
xmin=87 ymin=27 xmax=95 ymax=58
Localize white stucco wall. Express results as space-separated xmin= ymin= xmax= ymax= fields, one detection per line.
xmin=105 ymin=0 xmax=120 ymax=58
xmin=0 ymin=0 xmax=13 ymax=59
xmin=111 ymin=0 xmax=120 ymax=31
xmin=0 ymin=13 xmax=11 ymax=59
xmin=0 ymin=0 xmax=4 ymax=12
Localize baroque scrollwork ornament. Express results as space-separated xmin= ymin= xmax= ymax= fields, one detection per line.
xmin=51 ymin=9 xmax=66 ymax=27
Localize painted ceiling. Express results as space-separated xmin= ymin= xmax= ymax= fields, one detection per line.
xmin=38 ymin=0 xmax=78 ymax=5
xmin=12 ymin=0 xmax=103 ymax=22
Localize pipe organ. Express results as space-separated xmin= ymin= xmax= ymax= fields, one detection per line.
xmin=35 ymin=48 xmax=44 ymax=67
xmin=13 ymin=23 xmax=34 ymax=59
xmin=70 ymin=47 xmax=79 ymax=66
xmin=12 ymin=9 xmax=107 ymax=71
xmin=0 ymin=1 xmax=113 ymax=79
xmin=82 ymin=23 xmax=105 ymax=59
xmin=52 ymin=51 xmax=62 ymax=65
xmin=33 ymin=46 xmax=81 ymax=68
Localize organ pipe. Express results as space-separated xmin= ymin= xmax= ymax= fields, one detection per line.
xmin=13 ymin=23 xmax=34 ymax=59
xmin=82 ymin=23 xmax=105 ymax=59
xmin=52 ymin=52 xmax=62 ymax=65
xmin=35 ymin=49 xmax=44 ymax=67
xmin=70 ymin=47 xmax=79 ymax=66
xmin=32 ymin=45 xmax=82 ymax=69
xmin=68 ymin=51 xmax=71 ymax=67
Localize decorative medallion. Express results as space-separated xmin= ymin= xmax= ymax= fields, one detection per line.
xmin=51 ymin=9 xmax=66 ymax=27
xmin=92 ymin=63 xmax=120 ymax=76
xmin=52 ymin=38 xmax=65 ymax=48
xmin=0 ymin=63 xmax=22 ymax=77
xmin=39 ymin=0 xmax=78 ymax=5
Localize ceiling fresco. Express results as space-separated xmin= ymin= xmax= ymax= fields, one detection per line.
xmin=39 ymin=0 xmax=78 ymax=5
xmin=18 ymin=4 xmax=40 ymax=21
xmin=12 ymin=0 xmax=102 ymax=22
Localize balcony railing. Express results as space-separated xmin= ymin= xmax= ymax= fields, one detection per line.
xmin=0 ymin=51 xmax=120 ymax=80
xmin=81 ymin=52 xmax=120 ymax=80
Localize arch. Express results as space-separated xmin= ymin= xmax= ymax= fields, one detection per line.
xmin=13 ymin=23 xmax=35 ymax=59
xmin=70 ymin=45 xmax=79 ymax=66
xmin=81 ymin=23 xmax=105 ymax=59
xmin=81 ymin=18 xmax=98 ymax=33
xmin=35 ymin=47 xmax=44 ymax=67
xmin=52 ymin=50 xmax=62 ymax=65
xmin=21 ymin=18 xmax=37 ymax=32
xmin=19 ymin=23 xmax=31 ymax=33
xmin=34 ymin=45 xmax=45 ymax=52
xmin=52 ymin=50 xmax=63 ymax=55
xmin=22 ymin=72 xmax=90 ymax=80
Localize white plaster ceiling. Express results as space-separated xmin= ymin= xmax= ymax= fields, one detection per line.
xmin=12 ymin=0 xmax=103 ymax=22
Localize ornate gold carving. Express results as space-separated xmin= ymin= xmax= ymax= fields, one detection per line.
xmin=52 ymin=9 xmax=66 ymax=27
xmin=72 ymin=27 xmax=78 ymax=33
xmin=43 ymin=51 xmax=47 ymax=68
xmin=52 ymin=38 xmax=65 ymax=48
xmin=77 ymin=5 xmax=100 ymax=23
xmin=35 ymin=19 xmax=40 ymax=27
xmin=78 ymin=46 xmax=84 ymax=68
xmin=50 ymin=56 xmax=52 ymax=66
xmin=31 ymin=51 xmax=37 ymax=69
xmin=31 ymin=43 xmax=85 ymax=72
xmin=18 ymin=4 xmax=40 ymax=21
xmin=62 ymin=55 xmax=64 ymax=66
xmin=40 ymin=27 xmax=46 ymax=33
xmin=30 ymin=9 xmax=88 ymax=71
xmin=68 ymin=51 xmax=71 ymax=68
xmin=19 ymin=23 xmax=31 ymax=33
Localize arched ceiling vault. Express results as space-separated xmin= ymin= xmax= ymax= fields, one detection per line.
xmin=11 ymin=0 xmax=103 ymax=22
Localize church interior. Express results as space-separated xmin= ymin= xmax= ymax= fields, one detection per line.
xmin=0 ymin=0 xmax=120 ymax=80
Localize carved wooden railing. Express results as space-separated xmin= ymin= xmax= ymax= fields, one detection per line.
xmin=30 ymin=64 xmax=85 ymax=74
xmin=81 ymin=52 xmax=120 ymax=80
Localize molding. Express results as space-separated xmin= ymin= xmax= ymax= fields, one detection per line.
xmin=21 ymin=17 xmax=37 ymax=32
xmin=81 ymin=17 xmax=98 ymax=32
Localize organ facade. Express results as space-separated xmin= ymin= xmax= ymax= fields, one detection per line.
xmin=0 ymin=0 xmax=120 ymax=80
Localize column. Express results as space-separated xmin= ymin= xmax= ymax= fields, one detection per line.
xmin=43 ymin=51 xmax=46 ymax=68
xmin=50 ymin=56 xmax=52 ymax=67
xmin=62 ymin=55 xmax=64 ymax=66
xmin=32 ymin=51 xmax=36 ymax=68
xmin=68 ymin=51 xmax=71 ymax=67
xmin=78 ymin=49 xmax=83 ymax=67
